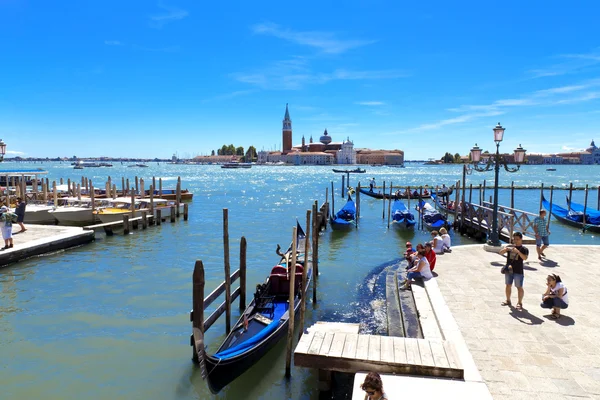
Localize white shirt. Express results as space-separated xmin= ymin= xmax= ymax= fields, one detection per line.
xmin=433 ymin=235 xmax=444 ymax=254
xmin=418 ymin=256 xmax=433 ymax=280
xmin=551 ymin=282 xmax=568 ymax=304
xmin=442 ymin=233 xmax=451 ymax=249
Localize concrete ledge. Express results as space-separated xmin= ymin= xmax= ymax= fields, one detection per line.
xmin=0 ymin=225 xmax=95 ymax=268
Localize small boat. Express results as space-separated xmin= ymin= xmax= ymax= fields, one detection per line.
xmin=330 ymin=195 xmax=357 ymax=228
xmin=94 ymin=198 xmax=184 ymax=223
xmin=359 ymin=188 xmax=433 ymax=200
xmin=391 ymin=200 xmax=416 ymax=228
xmin=431 ymin=193 xmax=460 ymax=214
xmin=542 ymin=195 xmax=600 ymax=232
xmin=221 ymin=162 xmax=252 ymax=169
xmin=23 ymin=203 xmax=59 ymax=224
xmin=332 ymin=168 xmax=366 ymax=173
xmin=48 ymin=197 xmax=101 ymax=225
xmin=417 ymin=200 xmax=448 ymax=231
xmin=546 ymin=168 xmax=557 ymax=171
xmin=74 ymin=165 xmax=84 ymax=170
xmin=136 ymin=164 xmax=149 ymax=168
xmin=200 ymin=223 xmax=310 ymax=393
xmin=145 ymin=188 xmax=193 ymax=202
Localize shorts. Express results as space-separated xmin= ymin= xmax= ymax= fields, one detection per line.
xmin=536 ymin=236 xmax=549 ymax=247
xmin=17 ymin=214 xmax=24 ymax=223
xmin=505 ymin=273 xmax=524 ymax=288
xmin=1 ymin=226 xmax=12 ymax=240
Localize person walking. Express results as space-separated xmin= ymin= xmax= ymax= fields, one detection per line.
xmin=15 ymin=197 xmax=27 ymax=233
xmin=541 ymin=274 xmax=568 ymax=319
xmin=533 ymin=209 xmax=550 ymax=260
xmin=499 ymin=232 xmax=529 ymax=310
xmin=0 ymin=206 xmax=16 ymax=249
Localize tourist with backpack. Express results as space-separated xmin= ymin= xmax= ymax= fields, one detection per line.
xmin=0 ymin=205 xmax=17 ymax=249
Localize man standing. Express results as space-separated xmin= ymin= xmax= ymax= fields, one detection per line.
xmin=499 ymin=232 xmax=529 ymax=310
xmin=15 ymin=197 xmax=27 ymax=233
xmin=369 ymin=178 xmax=376 ymax=192
xmin=533 ymin=209 xmax=550 ymax=260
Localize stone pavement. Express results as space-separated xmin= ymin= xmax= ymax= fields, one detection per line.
xmin=435 ymin=244 xmax=600 ymax=400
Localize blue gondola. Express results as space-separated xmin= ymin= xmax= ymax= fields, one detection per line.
xmin=391 ymin=200 xmax=416 ymax=228
xmin=417 ymin=200 xmax=448 ymax=231
xmin=196 ymin=222 xmax=312 ymax=393
xmin=542 ymin=195 xmax=600 ymax=233
xmin=330 ymin=195 xmax=357 ymax=228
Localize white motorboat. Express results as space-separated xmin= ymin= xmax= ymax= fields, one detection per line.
xmin=23 ymin=204 xmax=58 ymax=224
xmin=48 ymin=197 xmax=103 ymax=226
xmin=95 ymin=198 xmax=185 ymax=224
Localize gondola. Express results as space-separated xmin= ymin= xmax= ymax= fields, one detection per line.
xmin=542 ymin=195 xmax=600 ymax=233
xmin=417 ymin=200 xmax=448 ymax=231
xmin=332 ymin=168 xmax=366 ymax=173
xmin=431 ymin=193 xmax=460 ymax=214
xmin=330 ymin=195 xmax=357 ymax=228
xmin=198 ymin=223 xmax=311 ymax=393
xmin=359 ymin=188 xmax=432 ymax=200
xmin=391 ymin=200 xmax=416 ymax=228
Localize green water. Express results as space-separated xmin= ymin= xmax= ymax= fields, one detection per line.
xmin=1 ymin=163 xmax=599 ymax=399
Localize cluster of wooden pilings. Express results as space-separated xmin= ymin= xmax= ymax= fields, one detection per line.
xmin=189 ymin=198 xmax=329 ymax=385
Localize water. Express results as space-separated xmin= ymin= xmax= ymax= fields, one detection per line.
xmin=1 ymin=162 xmax=599 ymax=399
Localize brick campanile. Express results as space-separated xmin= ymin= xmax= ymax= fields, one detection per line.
xmin=282 ymin=103 xmax=292 ymax=154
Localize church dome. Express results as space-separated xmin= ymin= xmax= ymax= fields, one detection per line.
xmin=586 ymin=140 xmax=597 ymax=153
xmin=320 ymin=129 xmax=332 ymax=145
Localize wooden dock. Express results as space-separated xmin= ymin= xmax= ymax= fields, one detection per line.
xmin=294 ymin=322 xmax=464 ymax=379
xmin=0 ymin=225 xmax=94 ymax=268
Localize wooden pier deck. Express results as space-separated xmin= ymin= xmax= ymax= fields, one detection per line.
xmin=294 ymin=322 xmax=464 ymax=379
xmin=0 ymin=225 xmax=94 ymax=268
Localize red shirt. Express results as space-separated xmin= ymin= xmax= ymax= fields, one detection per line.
xmin=425 ymin=249 xmax=437 ymax=271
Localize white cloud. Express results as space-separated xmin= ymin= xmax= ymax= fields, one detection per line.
xmin=528 ymin=48 xmax=600 ymax=78
xmin=149 ymin=3 xmax=189 ymax=28
xmin=104 ymin=40 xmax=123 ymax=46
xmin=6 ymin=150 xmax=25 ymax=155
xmin=356 ymin=101 xmax=385 ymax=106
xmin=252 ymin=22 xmax=375 ymax=54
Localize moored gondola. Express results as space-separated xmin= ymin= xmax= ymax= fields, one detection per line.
xmin=330 ymin=195 xmax=357 ymax=228
xmin=542 ymin=195 xmax=600 ymax=233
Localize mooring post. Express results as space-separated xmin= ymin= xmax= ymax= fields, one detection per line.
xmin=312 ymin=203 xmax=318 ymax=304
xmin=356 ymin=183 xmax=361 ymax=220
xmin=60 ymin=177 xmax=63 ymax=185
xmin=510 ymin=181 xmax=515 ymax=209
xmin=130 ymin=191 xmax=135 ymax=216
xmin=568 ymin=182 xmax=573 ymax=205
xmin=387 ymin=183 xmax=392 ymax=228
xmin=140 ymin=178 xmax=145 ymax=200
xmin=548 ymin=185 xmax=554 ymax=231
xmin=123 ymin=214 xmax=130 ymax=235
xmin=482 ymin=180 xmax=487 ymax=205
xmin=597 ymin=185 xmax=600 ymax=211
xmin=135 ymin=176 xmax=139 ymax=195
xmin=170 ymin=205 xmax=176 ymax=223
xmin=191 ymin=260 xmax=205 ymax=363
xmin=330 ymin=181 xmax=335 ymax=218
xmin=239 ymin=236 xmax=247 ymax=310
xmin=159 ymin=178 xmax=163 ymax=198
xmin=341 ymin=174 xmax=345 ymax=198
xmin=67 ymin=178 xmax=71 ymax=196
xmin=176 ymin=177 xmax=182 ymax=217
xmin=418 ymin=186 xmax=423 ymax=230
xmin=156 ymin=209 xmax=162 ymax=225
xmin=583 ymin=184 xmax=589 ymax=228
xmin=77 ymin=184 xmax=81 ymax=201
xmin=149 ymin=185 xmax=155 ymax=217
xmin=122 ymin=177 xmax=125 ymax=196
xmin=90 ymin=184 xmax=95 ymax=213
xmin=539 ymin=183 xmax=545 ymax=212
xmin=142 ymin=210 xmax=148 ymax=229
xmin=184 ymin=203 xmax=189 ymax=221
xmin=223 ymin=209 xmax=232 ymax=334
xmin=126 ymin=178 xmax=130 ymax=196
xmin=152 ymin=176 xmax=156 ymax=193
xmin=382 ymin=181 xmax=386 ymax=219
xmin=454 ymin=180 xmax=460 ymax=219
xmin=53 ymin=181 xmax=58 ymax=207
xmin=299 ymin=209 xmax=311 ymax=341
xmin=285 ymin=225 xmax=298 ymax=378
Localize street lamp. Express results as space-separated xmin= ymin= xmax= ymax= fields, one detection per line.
xmin=0 ymin=139 xmax=6 ymax=162
xmin=469 ymin=123 xmax=526 ymax=248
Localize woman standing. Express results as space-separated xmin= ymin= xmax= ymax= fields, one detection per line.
xmin=360 ymin=372 xmax=388 ymax=400
xmin=541 ymin=274 xmax=568 ymax=319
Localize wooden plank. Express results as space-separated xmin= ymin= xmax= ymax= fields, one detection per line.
xmin=367 ymin=335 xmax=381 ymax=362
xmin=442 ymin=341 xmax=462 ymax=370
xmin=202 ymin=269 xmax=241 ymax=309
xmin=320 ymin=332 xmax=335 ymax=356
xmin=355 ymin=334 xmax=370 ymax=360
xmin=341 ymin=333 xmax=359 ymax=359
xmin=429 ymin=340 xmax=450 ymax=369
xmin=418 ymin=340 xmax=436 ymax=367
xmin=308 ymin=330 xmax=325 ymax=355
xmin=295 ymin=330 xmax=314 ymax=355
xmin=327 ymin=332 xmax=346 ymax=358
xmin=393 ymin=337 xmax=407 ymax=364
xmin=380 ymin=336 xmax=395 ymax=363
xmin=405 ymin=338 xmax=421 ymax=365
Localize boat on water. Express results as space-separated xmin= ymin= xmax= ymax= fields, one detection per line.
xmin=431 ymin=193 xmax=460 ymax=214
xmin=542 ymin=195 xmax=600 ymax=233
xmin=221 ymin=162 xmax=252 ymax=169
xmin=417 ymin=200 xmax=448 ymax=231
xmin=391 ymin=200 xmax=416 ymax=228
xmin=94 ymin=198 xmax=184 ymax=223
xmin=546 ymin=168 xmax=557 ymax=171
xmin=332 ymin=168 xmax=366 ymax=173
xmin=74 ymin=165 xmax=84 ymax=170
xmin=359 ymin=188 xmax=432 ymax=200
xmin=48 ymin=197 xmax=103 ymax=225
xmin=23 ymin=203 xmax=58 ymax=224
xmin=144 ymin=188 xmax=194 ymax=202
xmin=330 ymin=195 xmax=357 ymax=228
xmin=198 ymin=223 xmax=310 ymax=393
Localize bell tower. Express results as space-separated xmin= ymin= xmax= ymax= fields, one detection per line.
xmin=282 ymin=103 xmax=292 ymax=154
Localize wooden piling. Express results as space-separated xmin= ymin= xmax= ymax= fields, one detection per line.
xmin=122 ymin=177 xmax=125 ymax=196
xmin=583 ymin=184 xmax=589 ymax=227
xmin=126 ymin=178 xmax=130 ymax=196
xmin=356 ymin=183 xmax=361 ymax=220
xmin=223 ymin=209 xmax=232 ymax=334
xmin=67 ymin=179 xmax=71 ymax=196
xmin=91 ymin=184 xmax=95 ymax=212
xmin=149 ymin=185 xmax=155 ymax=216
xmin=191 ymin=260 xmax=205 ymax=362
xmin=176 ymin=177 xmax=182 ymax=218
xmin=135 ymin=176 xmax=139 ymax=195
xmin=382 ymin=181 xmax=386 ymax=219
xmin=299 ymin=209 xmax=311 ymax=341
xmin=60 ymin=177 xmax=64 ymax=185
xmin=239 ymin=236 xmax=247 ymax=309
xmin=156 ymin=209 xmax=162 ymax=225
xmin=159 ymin=178 xmax=163 ymax=198
xmin=548 ymin=185 xmax=554 ymax=231
xmin=170 ymin=205 xmax=176 ymax=223
xmin=418 ymin=186 xmax=423 ymax=230
xmin=53 ymin=181 xmax=58 ymax=207
xmin=598 ymin=186 xmax=600 ymax=210
xmin=387 ymin=183 xmax=392 ymax=228
xmin=341 ymin=175 xmax=345 ymax=198
xmin=285 ymin=226 xmax=298 ymax=378
xmin=184 ymin=203 xmax=189 ymax=221
xmin=123 ymin=214 xmax=130 ymax=235
xmin=77 ymin=184 xmax=81 ymax=200
xmin=113 ymin=184 xmax=117 ymax=199
xmin=312 ymin=203 xmax=318 ymax=304
xmin=469 ymin=184 xmax=473 ymax=204
xmin=140 ymin=178 xmax=145 ymax=200
xmin=330 ymin=182 xmax=335 ymax=218
xmin=152 ymin=176 xmax=156 ymax=193
xmin=130 ymin=191 xmax=135 ymax=216
xmin=482 ymin=180 xmax=486 ymax=204
xmin=142 ymin=211 xmax=148 ymax=229
xmin=454 ymin=180 xmax=460 ymax=219
xmin=568 ymin=182 xmax=573 ymax=204
xmin=539 ymin=183 xmax=544 ymax=212
xmin=510 ymin=181 xmax=515 ymax=209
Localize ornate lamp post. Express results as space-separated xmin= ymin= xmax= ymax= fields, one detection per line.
xmin=470 ymin=123 xmax=526 ymax=248
xmin=0 ymin=139 xmax=6 ymax=162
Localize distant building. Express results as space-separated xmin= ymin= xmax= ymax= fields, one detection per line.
xmin=289 ymin=152 xmax=334 ymax=165
xmin=580 ymin=140 xmax=600 ymax=164
xmin=282 ymin=104 xmax=292 ymax=154
xmin=356 ymin=149 xmax=404 ymax=165
xmin=543 ymin=154 xmax=563 ymax=164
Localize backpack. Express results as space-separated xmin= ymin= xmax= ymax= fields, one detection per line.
xmin=11 ymin=213 xmax=18 ymax=223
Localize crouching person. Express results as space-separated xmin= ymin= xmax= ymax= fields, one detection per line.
xmin=541 ymin=274 xmax=568 ymax=319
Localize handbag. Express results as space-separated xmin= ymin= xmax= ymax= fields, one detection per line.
xmin=501 ymin=257 xmax=512 ymax=274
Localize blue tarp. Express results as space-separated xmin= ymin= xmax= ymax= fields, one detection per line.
xmin=214 ymin=319 xmax=280 ymax=360
xmin=331 ymin=197 xmax=356 ymax=225
xmin=567 ymin=197 xmax=600 ymax=225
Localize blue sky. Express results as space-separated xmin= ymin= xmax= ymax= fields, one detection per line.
xmin=1 ymin=1 xmax=600 ymax=159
